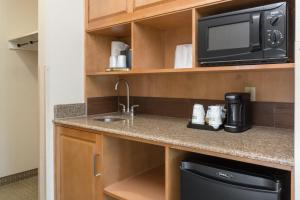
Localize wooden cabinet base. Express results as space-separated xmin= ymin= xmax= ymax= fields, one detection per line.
xmin=55 ymin=126 xmax=103 ymax=200
xmin=55 ymin=125 xmax=294 ymax=200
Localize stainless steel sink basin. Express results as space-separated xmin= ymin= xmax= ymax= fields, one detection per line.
xmin=93 ymin=116 xmax=126 ymax=123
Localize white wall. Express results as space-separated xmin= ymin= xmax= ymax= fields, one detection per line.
xmin=38 ymin=0 xmax=84 ymax=199
xmin=295 ymin=0 xmax=300 ymax=199
xmin=0 ymin=0 xmax=38 ymax=177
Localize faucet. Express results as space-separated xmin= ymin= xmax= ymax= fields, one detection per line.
xmin=115 ymin=79 xmax=139 ymax=116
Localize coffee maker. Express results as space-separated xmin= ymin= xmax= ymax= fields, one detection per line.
xmin=225 ymin=93 xmax=251 ymax=133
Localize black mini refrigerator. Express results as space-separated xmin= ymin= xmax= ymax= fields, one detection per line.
xmin=181 ymin=161 xmax=282 ymax=200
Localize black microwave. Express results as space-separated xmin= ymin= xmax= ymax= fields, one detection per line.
xmin=198 ymin=2 xmax=288 ymax=66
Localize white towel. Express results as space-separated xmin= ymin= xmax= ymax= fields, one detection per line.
xmin=174 ymin=44 xmax=192 ymax=69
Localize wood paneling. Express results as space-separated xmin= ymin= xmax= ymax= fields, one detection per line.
xmin=119 ymin=70 xmax=295 ymax=102
xmin=134 ymin=0 xmax=173 ymax=9
xmin=133 ymin=23 xmax=164 ymax=69
xmin=163 ymin=26 xmax=192 ymax=68
xmin=88 ymin=0 xmax=127 ymax=21
xmin=192 ymin=8 xmax=200 ymax=68
xmin=92 ymin=23 xmax=132 ymax=37
xmin=136 ymin=9 xmax=192 ymax=30
xmin=165 ymin=148 xmax=189 ymax=200
xmin=291 ymin=169 xmax=295 ymax=200
xmin=85 ymin=76 xmax=118 ymax=99
xmin=87 ymin=96 xmax=118 ymax=115
xmin=85 ymin=33 xmax=112 ymax=73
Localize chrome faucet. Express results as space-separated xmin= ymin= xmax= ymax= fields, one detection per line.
xmin=115 ymin=79 xmax=139 ymax=116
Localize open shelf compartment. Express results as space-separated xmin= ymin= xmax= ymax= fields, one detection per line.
xmin=104 ymin=166 xmax=165 ymax=200
xmin=165 ymin=148 xmax=292 ymax=200
xmin=85 ymin=23 xmax=132 ymax=74
xmin=133 ymin=10 xmax=193 ymax=71
xmin=102 ymin=136 xmax=165 ymax=200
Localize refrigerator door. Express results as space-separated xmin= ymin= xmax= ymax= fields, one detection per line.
xmin=181 ymin=167 xmax=281 ymax=200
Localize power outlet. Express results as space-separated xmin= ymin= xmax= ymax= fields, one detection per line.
xmin=244 ymin=87 xmax=256 ymax=101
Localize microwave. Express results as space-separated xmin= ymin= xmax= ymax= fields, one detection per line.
xmin=198 ymin=2 xmax=288 ymax=66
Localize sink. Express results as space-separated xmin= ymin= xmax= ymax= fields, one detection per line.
xmin=93 ymin=116 xmax=126 ymax=123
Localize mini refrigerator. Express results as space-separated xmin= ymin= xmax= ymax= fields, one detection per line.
xmin=181 ymin=161 xmax=282 ymax=200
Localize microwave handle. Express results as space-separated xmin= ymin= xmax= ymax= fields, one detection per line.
xmin=250 ymin=13 xmax=261 ymax=51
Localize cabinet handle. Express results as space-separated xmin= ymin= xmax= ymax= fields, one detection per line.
xmin=93 ymin=154 xmax=101 ymax=177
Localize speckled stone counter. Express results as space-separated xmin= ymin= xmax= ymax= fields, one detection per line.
xmin=54 ymin=113 xmax=294 ymax=169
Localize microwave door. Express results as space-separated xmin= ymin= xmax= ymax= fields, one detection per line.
xmin=199 ymin=13 xmax=263 ymax=64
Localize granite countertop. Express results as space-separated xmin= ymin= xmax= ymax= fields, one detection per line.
xmin=54 ymin=113 xmax=294 ymax=168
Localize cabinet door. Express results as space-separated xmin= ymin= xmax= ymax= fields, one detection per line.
xmin=88 ymin=0 xmax=128 ymax=21
xmin=134 ymin=0 xmax=169 ymax=8
xmin=56 ymin=127 xmax=102 ymax=200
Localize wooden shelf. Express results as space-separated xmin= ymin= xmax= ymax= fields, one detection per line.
xmin=86 ymin=63 xmax=295 ymax=76
xmin=92 ymin=23 xmax=131 ymax=37
xmin=104 ymin=166 xmax=165 ymax=200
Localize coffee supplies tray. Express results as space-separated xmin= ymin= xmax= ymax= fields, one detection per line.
xmin=187 ymin=121 xmax=223 ymax=131
xmin=105 ymin=67 xmax=130 ymax=72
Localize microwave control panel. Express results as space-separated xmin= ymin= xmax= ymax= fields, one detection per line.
xmin=267 ymin=30 xmax=284 ymax=47
xmin=263 ymin=3 xmax=287 ymax=58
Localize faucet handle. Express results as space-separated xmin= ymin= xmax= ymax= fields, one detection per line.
xmin=119 ymin=103 xmax=126 ymax=113
xmin=130 ymin=105 xmax=139 ymax=115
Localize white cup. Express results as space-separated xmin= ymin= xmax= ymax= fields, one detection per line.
xmin=192 ymin=104 xmax=205 ymax=125
xmin=111 ymin=41 xmax=129 ymax=56
xmin=208 ymin=105 xmax=223 ymax=129
xmin=109 ymin=56 xmax=118 ymax=68
xmin=117 ymin=55 xmax=127 ymax=68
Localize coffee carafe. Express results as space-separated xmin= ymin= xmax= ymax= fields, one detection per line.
xmin=225 ymin=93 xmax=251 ymax=133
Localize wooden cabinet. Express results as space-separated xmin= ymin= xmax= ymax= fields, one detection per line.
xmin=85 ymin=0 xmax=217 ymax=30
xmin=134 ymin=0 xmax=170 ymax=9
xmin=88 ymin=0 xmax=128 ymax=21
xmin=86 ymin=0 xmax=134 ymax=31
xmin=55 ymin=125 xmax=293 ymax=200
xmin=55 ymin=126 xmax=102 ymax=200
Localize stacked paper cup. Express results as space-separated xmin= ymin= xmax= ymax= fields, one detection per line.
xmin=192 ymin=104 xmax=205 ymax=125
xmin=109 ymin=41 xmax=129 ymax=68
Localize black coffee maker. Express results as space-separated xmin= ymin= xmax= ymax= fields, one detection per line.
xmin=225 ymin=93 xmax=251 ymax=133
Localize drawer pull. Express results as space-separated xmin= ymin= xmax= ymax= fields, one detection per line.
xmin=93 ymin=154 xmax=101 ymax=177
